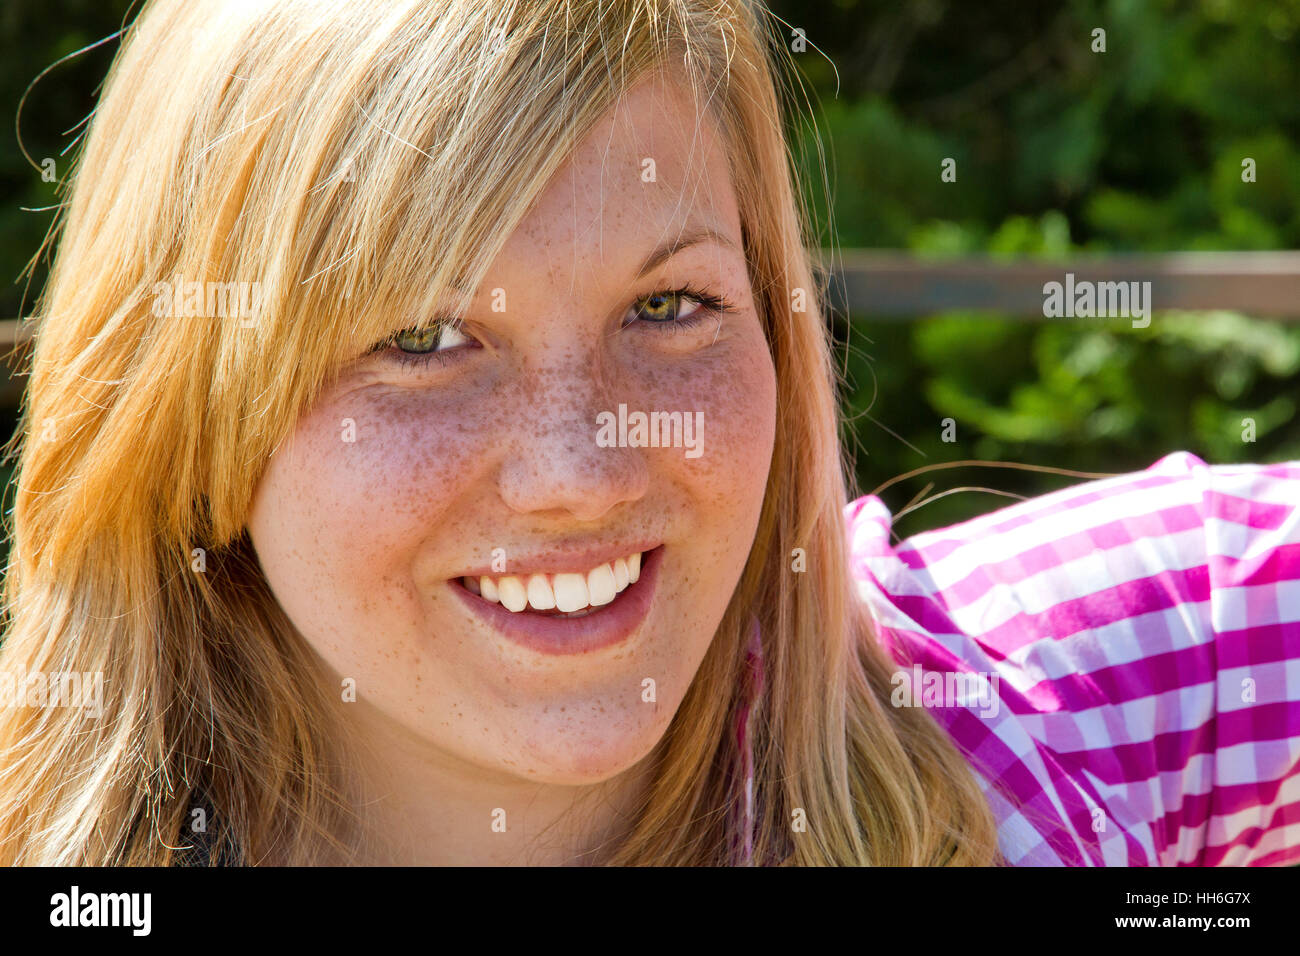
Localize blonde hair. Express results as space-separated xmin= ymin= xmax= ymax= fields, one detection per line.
xmin=0 ymin=0 xmax=1000 ymax=865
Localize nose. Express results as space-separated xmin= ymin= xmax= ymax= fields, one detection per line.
xmin=496 ymin=362 xmax=650 ymax=522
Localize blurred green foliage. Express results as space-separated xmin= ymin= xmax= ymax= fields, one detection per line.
xmin=769 ymin=0 xmax=1300 ymax=534
xmin=1 ymin=0 xmax=1299 ymax=545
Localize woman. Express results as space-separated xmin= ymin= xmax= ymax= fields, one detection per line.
xmin=0 ymin=0 xmax=1295 ymax=866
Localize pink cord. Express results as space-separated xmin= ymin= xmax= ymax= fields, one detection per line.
xmin=732 ymin=616 xmax=765 ymax=865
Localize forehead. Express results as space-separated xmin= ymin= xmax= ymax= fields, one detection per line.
xmin=495 ymin=73 xmax=741 ymax=278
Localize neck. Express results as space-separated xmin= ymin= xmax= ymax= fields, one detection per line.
xmin=340 ymin=700 xmax=657 ymax=866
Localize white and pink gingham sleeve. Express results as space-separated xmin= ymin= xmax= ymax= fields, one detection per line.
xmin=846 ymin=450 xmax=1300 ymax=866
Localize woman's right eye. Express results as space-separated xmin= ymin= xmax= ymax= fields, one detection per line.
xmin=392 ymin=323 xmax=472 ymax=354
xmin=366 ymin=321 xmax=479 ymax=371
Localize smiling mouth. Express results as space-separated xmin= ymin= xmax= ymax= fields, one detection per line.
xmin=460 ymin=549 xmax=644 ymax=616
xmin=450 ymin=546 xmax=664 ymax=655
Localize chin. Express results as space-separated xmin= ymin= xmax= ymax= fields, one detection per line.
xmin=499 ymin=708 xmax=670 ymax=786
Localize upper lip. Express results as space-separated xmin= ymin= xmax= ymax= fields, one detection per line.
xmin=451 ymin=540 xmax=661 ymax=579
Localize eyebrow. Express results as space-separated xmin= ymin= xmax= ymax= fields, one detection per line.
xmin=430 ymin=225 xmax=740 ymax=309
xmin=636 ymin=226 xmax=739 ymax=278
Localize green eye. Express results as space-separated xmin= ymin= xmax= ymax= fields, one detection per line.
xmin=636 ymin=291 xmax=686 ymax=322
xmin=392 ymin=323 xmax=471 ymax=353
xmin=628 ymin=285 xmax=733 ymax=328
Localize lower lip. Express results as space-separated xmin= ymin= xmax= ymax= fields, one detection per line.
xmin=451 ymin=546 xmax=664 ymax=656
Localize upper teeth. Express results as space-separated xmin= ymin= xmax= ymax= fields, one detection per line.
xmin=467 ymin=552 xmax=642 ymax=613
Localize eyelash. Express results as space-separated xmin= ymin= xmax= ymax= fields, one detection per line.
xmin=369 ymin=283 xmax=737 ymax=371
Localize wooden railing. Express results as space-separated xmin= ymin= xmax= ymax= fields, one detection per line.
xmin=817 ymin=250 xmax=1300 ymax=318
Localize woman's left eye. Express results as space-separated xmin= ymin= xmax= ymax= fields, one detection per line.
xmin=626 ymin=285 xmax=734 ymax=329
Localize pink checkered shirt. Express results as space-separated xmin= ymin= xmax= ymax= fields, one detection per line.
xmin=846 ymin=451 xmax=1300 ymax=866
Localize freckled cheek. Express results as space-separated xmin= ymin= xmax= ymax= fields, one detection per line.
xmin=278 ymin=390 xmax=502 ymax=555
xmin=631 ymin=338 xmax=777 ymax=499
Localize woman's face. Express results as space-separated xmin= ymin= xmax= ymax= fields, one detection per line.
xmin=247 ymin=74 xmax=777 ymax=787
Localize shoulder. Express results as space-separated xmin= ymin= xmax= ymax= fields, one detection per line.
xmin=847 ymin=450 xmax=1300 ymax=665
xmin=846 ymin=451 xmax=1300 ymax=866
